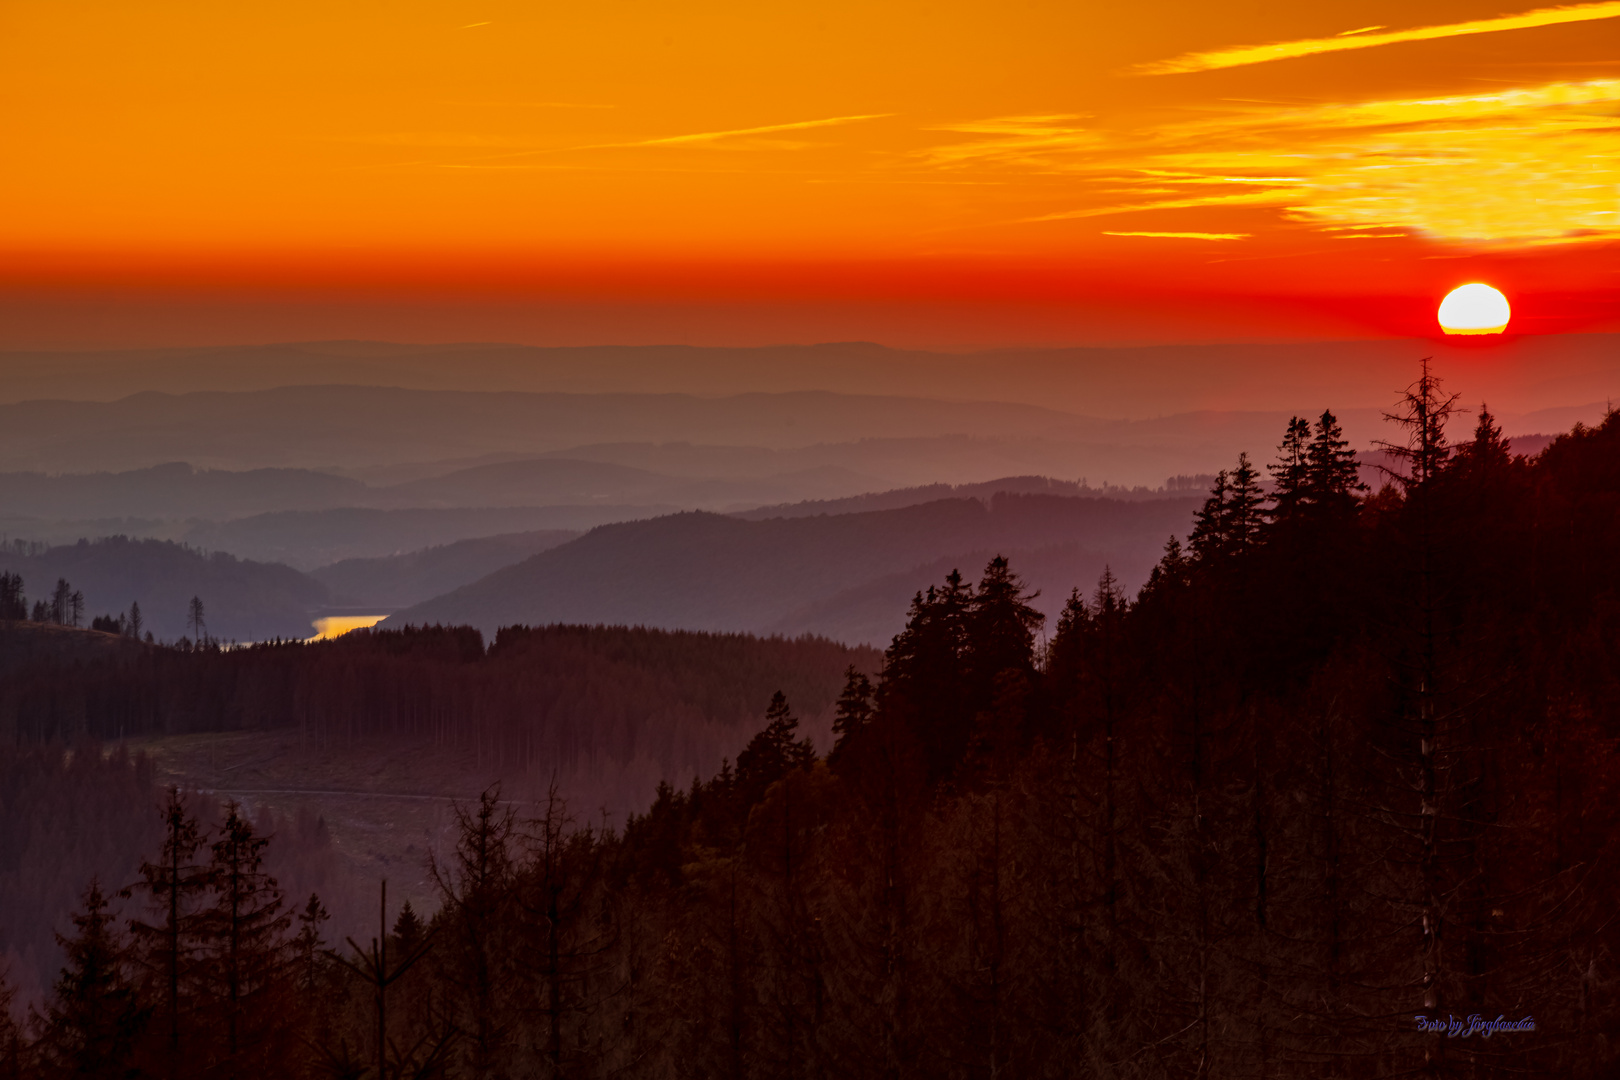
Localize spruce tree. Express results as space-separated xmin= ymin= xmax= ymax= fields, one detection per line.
xmin=40 ymin=882 xmax=148 ymax=1079
xmin=125 ymin=789 xmax=210 ymax=1080
xmin=966 ymin=555 xmax=1044 ymax=690
xmin=1225 ymin=452 xmax=1266 ymax=552
xmin=1268 ymin=416 xmax=1312 ymax=518
xmin=829 ymin=666 xmax=874 ymax=764
xmin=1305 ymin=409 xmax=1366 ymax=511
xmin=198 ymin=805 xmax=292 ymax=1077
xmin=737 ymin=692 xmax=815 ymax=802
xmin=292 ymin=894 xmax=329 ymax=996
xmin=1188 ymin=469 xmax=1231 ymax=560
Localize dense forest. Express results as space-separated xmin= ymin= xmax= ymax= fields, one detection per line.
xmin=0 ymin=623 xmax=871 ymax=782
xmin=3 ymin=369 xmax=1619 ymax=1077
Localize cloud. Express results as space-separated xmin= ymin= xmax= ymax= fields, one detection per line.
xmin=922 ymin=80 xmax=1620 ymax=247
xmin=1134 ymin=1 xmax=1620 ymax=75
xmin=1025 ymin=189 xmax=1297 ymax=223
xmin=596 ymin=113 xmax=893 ymax=150
xmin=1103 ymin=231 xmax=1251 ymax=240
xmin=916 ymin=116 xmax=1097 ymax=168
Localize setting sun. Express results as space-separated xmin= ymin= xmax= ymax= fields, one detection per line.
xmin=1438 ymin=283 xmax=1511 ymax=335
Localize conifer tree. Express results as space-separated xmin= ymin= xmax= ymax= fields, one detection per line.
xmin=127 ymin=602 xmax=143 ymax=641
xmin=1378 ymin=358 xmax=1459 ymax=492
xmin=1269 ymin=416 xmax=1312 ymax=518
xmin=39 ymin=882 xmax=149 ymax=1079
xmin=293 ymin=894 xmax=329 ymax=996
xmin=391 ymin=901 xmax=423 ymax=956
xmin=125 ymin=788 xmax=210 ymax=1080
xmin=1451 ymin=402 xmax=1513 ymax=483
xmin=1305 ymin=409 xmax=1366 ymax=510
xmin=1188 ymin=469 xmax=1230 ymax=560
xmin=829 ymin=666 xmax=874 ymax=764
xmin=198 ymin=804 xmax=292 ymax=1076
xmin=1226 ymin=452 xmax=1266 ymax=551
xmin=878 ymin=569 xmax=974 ymax=781
xmin=431 ymin=787 xmax=519 ymax=1079
xmin=737 ymin=692 xmax=816 ymax=803
xmin=186 ymin=598 xmax=205 ymax=647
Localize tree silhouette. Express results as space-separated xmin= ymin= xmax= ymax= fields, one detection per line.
xmin=38 ymin=882 xmax=149 ymax=1078
xmin=125 ymin=788 xmax=210 ymax=1080
xmin=186 ymin=597 xmax=206 ymax=647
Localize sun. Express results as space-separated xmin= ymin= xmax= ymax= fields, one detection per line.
xmin=1438 ymin=283 xmax=1510 ymax=335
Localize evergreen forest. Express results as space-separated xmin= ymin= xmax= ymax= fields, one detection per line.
xmin=3 ymin=368 xmax=1619 ymax=1078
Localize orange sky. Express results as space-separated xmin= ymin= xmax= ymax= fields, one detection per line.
xmin=3 ymin=0 xmax=1617 ymax=347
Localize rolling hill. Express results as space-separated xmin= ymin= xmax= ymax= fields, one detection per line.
xmin=388 ymin=493 xmax=1202 ymax=645
xmin=0 ymin=536 xmax=328 ymax=642
xmin=310 ymin=529 xmax=580 ymax=608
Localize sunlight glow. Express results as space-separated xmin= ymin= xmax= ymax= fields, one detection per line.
xmin=1135 ymin=1 xmax=1620 ymax=75
xmin=1438 ymin=283 xmax=1511 ymax=334
xmin=307 ymin=615 xmax=388 ymax=641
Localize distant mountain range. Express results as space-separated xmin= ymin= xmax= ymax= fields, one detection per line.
xmin=309 ymin=530 xmax=578 ymax=608
xmin=387 ymin=493 xmax=1203 ymax=645
xmin=3 ymin=336 xmax=1615 ymax=421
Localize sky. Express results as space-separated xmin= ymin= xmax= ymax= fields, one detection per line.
xmin=2 ymin=0 xmax=1618 ymax=348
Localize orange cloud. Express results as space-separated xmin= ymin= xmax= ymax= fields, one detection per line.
xmin=1134 ymin=1 xmax=1620 ymax=75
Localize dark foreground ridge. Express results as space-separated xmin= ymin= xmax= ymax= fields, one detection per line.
xmin=2 ymin=387 xmax=1618 ymax=1077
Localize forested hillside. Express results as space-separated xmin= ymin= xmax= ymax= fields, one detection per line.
xmin=0 ymin=537 xmax=328 ymax=642
xmin=4 ymin=387 xmax=1619 ymax=1078
xmin=390 ymin=493 xmax=1201 ymax=643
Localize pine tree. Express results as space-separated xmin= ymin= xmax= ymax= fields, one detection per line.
xmin=125 ymin=789 xmax=210 ymax=1080
xmin=830 ymin=666 xmax=874 ymax=764
xmin=1188 ymin=469 xmax=1231 ymax=560
xmin=878 ymin=568 xmax=976 ymax=781
xmin=737 ymin=692 xmax=816 ymax=803
xmin=966 ymin=555 xmax=1044 ymax=691
xmin=1377 ymin=358 xmax=1459 ymax=492
xmin=1304 ymin=409 xmax=1366 ymax=511
xmin=1226 ymin=452 xmax=1266 ymax=552
xmin=1268 ymin=416 xmax=1312 ymax=518
xmin=39 ymin=881 xmax=149 ymax=1079
xmin=186 ymin=598 xmax=205 ymax=647
xmin=431 ymin=787 xmax=519 ymax=1078
xmin=391 ymin=901 xmax=423 ymax=957
xmin=293 ymin=894 xmax=329 ymax=996
xmin=127 ymin=602 xmax=143 ymax=640
xmin=197 ymin=804 xmax=292 ymax=1077
xmin=1451 ymin=402 xmax=1514 ymax=483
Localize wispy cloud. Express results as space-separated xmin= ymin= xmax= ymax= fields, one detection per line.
xmin=1026 ymin=189 xmax=1297 ymax=223
xmin=595 ymin=113 xmax=893 ymax=150
xmin=916 ymin=116 xmax=1096 ymax=168
xmin=1103 ymin=231 xmax=1251 ymax=240
xmin=1134 ymin=1 xmax=1620 ymax=75
xmin=921 ymin=79 xmax=1620 ymax=247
